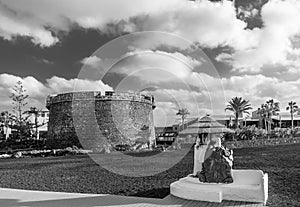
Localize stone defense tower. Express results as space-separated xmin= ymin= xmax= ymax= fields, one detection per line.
xmin=46 ymin=91 xmax=156 ymax=152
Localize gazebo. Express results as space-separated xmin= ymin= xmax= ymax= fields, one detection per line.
xmin=178 ymin=114 xmax=233 ymax=144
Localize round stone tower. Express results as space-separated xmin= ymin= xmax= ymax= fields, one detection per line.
xmin=46 ymin=91 xmax=156 ymax=152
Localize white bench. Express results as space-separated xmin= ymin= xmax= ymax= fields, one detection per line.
xmin=170 ymin=169 xmax=268 ymax=205
xmin=170 ymin=146 xmax=268 ymax=205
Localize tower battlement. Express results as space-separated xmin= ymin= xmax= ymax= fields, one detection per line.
xmin=46 ymin=91 xmax=155 ymax=109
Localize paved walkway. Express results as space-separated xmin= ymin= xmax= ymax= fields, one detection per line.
xmin=0 ymin=188 xmax=265 ymax=207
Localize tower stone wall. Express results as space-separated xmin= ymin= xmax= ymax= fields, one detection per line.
xmin=46 ymin=91 xmax=155 ymax=152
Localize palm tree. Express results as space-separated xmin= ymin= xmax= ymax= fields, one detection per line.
xmin=257 ymin=104 xmax=268 ymax=130
xmin=286 ymin=101 xmax=298 ymax=129
xmin=257 ymin=99 xmax=280 ymax=131
xmin=266 ymin=99 xmax=280 ymax=130
xmin=225 ymin=97 xmax=252 ymax=129
xmin=176 ymin=108 xmax=190 ymax=130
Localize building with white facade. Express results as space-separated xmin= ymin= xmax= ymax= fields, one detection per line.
xmin=27 ymin=109 xmax=49 ymax=139
xmin=0 ymin=109 xmax=49 ymax=140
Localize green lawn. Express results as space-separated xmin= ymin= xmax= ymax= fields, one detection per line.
xmin=0 ymin=143 xmax=299 ymax=207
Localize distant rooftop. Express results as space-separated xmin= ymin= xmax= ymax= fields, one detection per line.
xmin=272 ymin=113 xmax=300 ymax=121
xmin=172 ymin=117 xmax=198 ymax=125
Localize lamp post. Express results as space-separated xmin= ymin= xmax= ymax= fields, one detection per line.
xmin=279 ymin=115 xmax=282 ymax=128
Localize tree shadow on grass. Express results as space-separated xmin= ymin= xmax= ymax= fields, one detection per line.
xmin=129 ymin=187 xmax=170 ymax=199
xmin=0 ymin=195 xmax=263 ymax=206
xmin=0 ymin=195 xmax=166 ymax=207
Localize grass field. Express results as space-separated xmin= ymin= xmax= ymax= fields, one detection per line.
xmin=0 ymin=143 xmax=299 ymax=207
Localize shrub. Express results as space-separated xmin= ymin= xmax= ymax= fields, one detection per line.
xmin=224 ymin=126 xmax=268 ymax=141
xmin=65 ymin=146 xmax=92 ymax=155
xmin=224 ymin=126 xmax=300 ymax=141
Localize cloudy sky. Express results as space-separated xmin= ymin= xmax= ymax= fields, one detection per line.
xmin=1 ymin=0 xmax=300 ymax=126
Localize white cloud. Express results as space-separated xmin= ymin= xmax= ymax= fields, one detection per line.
xmin=171 ymin=1 xmax=247 ymax=49
xmin=152 ymin=89 xmax=212 ymax=126
xmin=46 ymin=76 xmax=112 ymax=94
xmin=0 ymin=74 xmax=49 ymax=98
xmin=0 ymin=0 xmax=183 ymax=46
xmin=221 ymin=74 xmax=300 ymax=113
xmin=236 ymin=3 xmax=259 ymax=21
xmin=1 ymin=0 xmax=300 ymax=76
xmin=0 ymin=0 xmax=248 ymax=50
xmin=153 ymin=101 xmax=178 ymax=127
xmin=218 ymin=0 xmax=300 ymax=73
xmin=0 ymin=73 xmax=113 ymax=111
xmin=126 ymin=0 xmax=249 ymax=50
xmin=0 ymin=4 xmax=59 ymax=47
xmin=110 ymin=50 xmax=201 ymax=82
xmin=2 ymin=0 xmax=300 ymax=124
xmin=33 ymin=57 xmax=54 ymax=65
xmin=80 ymin=56 xmax=102 ymax=68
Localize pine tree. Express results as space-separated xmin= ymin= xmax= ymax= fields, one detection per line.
xmin=9 ymin=81 xmax=31 ymax=139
